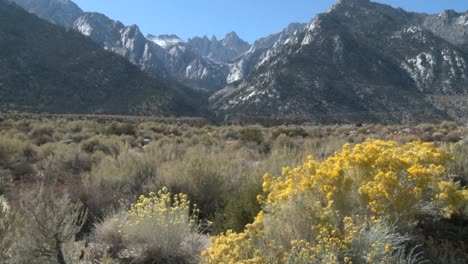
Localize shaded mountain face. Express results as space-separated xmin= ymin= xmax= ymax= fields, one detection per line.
xmin=0 ymin=0 xmax=198 ymax=116
xmin=210 ymin=0 xmax=468 ymax=124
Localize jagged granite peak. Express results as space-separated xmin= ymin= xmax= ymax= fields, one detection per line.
xmin=188 ymin=32 xmax=251 ymax=62
xmin=9 ymin=0 xmax=83 ymax=27
xmin=147 ymin=34 xmax=184 ymax=48
xmin=222 ymin=32 xmax=245 ymax=46
xmin=187 ymin=35 xmax=213 ymax=57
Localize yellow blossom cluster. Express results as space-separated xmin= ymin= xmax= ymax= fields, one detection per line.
xmin=127 ymin=187 xmax=193 ymax=225
xmin=202 ymin=140 xmax=468 ymax=263
xmin=118 ymin=187 xmax=199 ymax=245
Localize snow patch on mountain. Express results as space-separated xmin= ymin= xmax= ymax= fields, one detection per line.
xmin=227 ymin=61 xmax=244 ymax=84
xmin=401 ymin=53 xmax=436 ymax=90
xmin=147 ymin=34 xmax=183 ymax=48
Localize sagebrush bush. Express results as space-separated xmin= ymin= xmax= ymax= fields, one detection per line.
xmin=0 ymin=199 xmax=15 ymax=262
xmin=39 ymin=143 xmax=92 ymax=180
xmin=0 ymin=135 xmax=25 ymax=167
xmin=80 ymin=135 xmax=127 ymax=156
xmin=445 ymin=142 xmax=468 ymax=186
xmin=88 ymin=149 xmax=158 ymax=197
xmin=30 ymin=125 xmax=56 ymax=145
xmin=202 ymin=140 xmax=468 ymax=263
xmin=272 ymin=126 xmax=308 ymax=138
xmin=159 ymin=145 xmax=253 ymax=217
xmin=0 ymin=134 xmax=36 ymax=180
xmin=11 ymin=187 xmax=87 ymax=264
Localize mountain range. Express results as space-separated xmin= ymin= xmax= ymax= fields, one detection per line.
xmin=5 ymin=0 xmax=468 ymax=124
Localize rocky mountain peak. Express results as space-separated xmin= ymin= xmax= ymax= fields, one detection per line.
xmin=332 ymin=0 xmax=370 ymax=9
xmin=224 ymin=32 xmax=249 ymax=46
xmin=222 ymin=32 xmax=241 ymax=45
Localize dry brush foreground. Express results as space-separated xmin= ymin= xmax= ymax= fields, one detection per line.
xmin=0 ymin=115 xmax=466 ymax=263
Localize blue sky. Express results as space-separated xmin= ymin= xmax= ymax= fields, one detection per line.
xmin=73 ymin=0 xmax=467 ymax=43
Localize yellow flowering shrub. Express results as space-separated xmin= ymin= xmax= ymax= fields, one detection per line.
xmin=202 ymin=140 xmax=468 ymax=263
xmin=97 ymin=187 xmax=206 ymax=263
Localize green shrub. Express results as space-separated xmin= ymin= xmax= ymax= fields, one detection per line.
xmin=212 ymin=179 xmax=261 ymax=233
xmin=106 ymin=122 xmax=136 ymax=136
xmin=440 ymin=121 xmax=458 ymax=130
xmin=9 ymin=161 xmax=36 ymax=179
xmin=0 ymin=135 xmax=24 ymax=167
xmin=272 ymin=126 xmax=308 ymax=138
xmin=0 ymin=135 xmax=35 ymax=180
xmin=80 ymin=135 xmax=124 ymax=156
xmin=240 ymin=125 xmax=264 ymax=145
xmin=30 ymin=125 xmax=55 ymax=145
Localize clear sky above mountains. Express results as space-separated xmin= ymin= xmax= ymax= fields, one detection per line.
xmin=73 ymin=0 xmax=468 ymax=43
